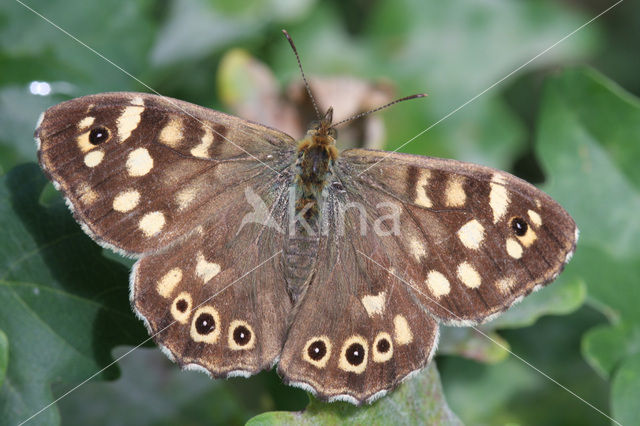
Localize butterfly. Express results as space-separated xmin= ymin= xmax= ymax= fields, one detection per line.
xmin=35 ymin=33 xmax=578 ymax=405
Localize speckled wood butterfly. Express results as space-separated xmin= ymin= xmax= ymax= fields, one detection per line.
xmin=35 ymin=33 xmax=577 ymax=405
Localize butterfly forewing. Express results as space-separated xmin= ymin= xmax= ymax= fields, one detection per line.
xmin=36 ymin=92 xmax=296 ymax=255
xmin=337 ymin=149 xmax=578 ymax=325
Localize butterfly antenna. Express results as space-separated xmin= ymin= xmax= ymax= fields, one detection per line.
xmin=282 ymin=29 xmax=321 ymax=119
xmin=332 ymin=93 xmax=427 ymax=127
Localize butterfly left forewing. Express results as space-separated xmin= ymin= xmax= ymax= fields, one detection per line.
xmin=36 ymin=92 xmax=296 ymax=255
xmin=336 ymin=149 xmax=578 ymax=325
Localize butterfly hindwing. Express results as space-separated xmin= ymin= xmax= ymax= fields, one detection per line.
xmin=336 ymin=149 xmax=578 ymax=325
xmin=36 ymin=92 xmax=296 ymax=255
xmin=132 ymin=177 xmax=293 ymax=377
xmin=278 ymin=189 xmax=439 ymax=403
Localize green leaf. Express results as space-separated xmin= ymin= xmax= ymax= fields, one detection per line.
xmin=438 ymin=327 xmax=510 ymax=364
xmin=611 ymin=353 xmax=640 ymax=425
xmin=536 ymin=67 xmax=640 ymax=422
xmin=0 ymin=164 xmax=147 ymax=425
xmin=247 ymin=362 xmax=461 ymax=425
xmin=0 ymin=329 xmax=8 ymax=389
xmin=487 ymin=277 xmax=586 ymax=329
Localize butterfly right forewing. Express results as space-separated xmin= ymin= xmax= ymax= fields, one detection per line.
xmin=336 ymin=148 xmax=578 ymax=325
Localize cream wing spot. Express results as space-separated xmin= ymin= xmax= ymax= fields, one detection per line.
xmin=83 ymin=150 xmax=104 ymax=167
xmin=170 ymin=291 xmax=192 ymax=324
xmin=139 ymin=211 xmax=165 ymax=237
xmin=361 ymin=291 xmax=386 ymax=317
xmin=338 ymin=335 xmax=368 ymax=374
xmin=457 ymin=262 xmax=482 ymax=289
xmin=457 ymin=219 xmax=485 ymax=250
xmin=126 ymin=148 xmax=153 ymax=176
xmin=372 ymin=332 xmax=393 ymax=363
xmin=506 ymin=238 xmax=523 ymax=259
xmin=196 ymin=252 xmax=221 ymax=283
xmin=116 ymin=103 xmax=144 ymax=142
xmin=393 ymin=315 xmax=413 ymax=345
xmin=176 ymin=186 xmax=198 ymax=211
xmin=78 ymin=116 xmax=95 ymax=129
xmin=490 ymin=174 xmax=510 ymax=224
xmin=191 ymin=126 xmax=214 ymax=158
xmin=112 ymin=189 xmax=140 ymax=212
xmin=157 ymin=267 xmax=183 ymax=297
xmin=159 ymin=117 xmax=183 ymax=148
xmin=414 ymin=170 xmax=433 ymax=208
xmin=228 ymin=320 xmax=255 ymax=350
xmin=495 ymin=277 xmax=516 ymax=294
xmin=444 ymin=175 xmax=466 ymax=207
xmin=409 ymin=237 xmax=426 ymax=260
xmin=426 ymin=270 xmax=451 ymax=297
xmin=517 ymin=226 xmax=537 ymax=247
xmin=190 ymin=306 xmax=221 ymax=344
xmin=76 ymin=131 xmax=94 ymax=152
xmin=302 ymin=336 xmax=332 ymax=368
xmin=528 ymin=209 xmax=542 ymax=227
xmin=77 ymin=183 xmax=98 ymax=205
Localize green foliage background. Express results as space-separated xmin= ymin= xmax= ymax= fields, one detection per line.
xmin=1 ymin=0 xmax=639 ymax=424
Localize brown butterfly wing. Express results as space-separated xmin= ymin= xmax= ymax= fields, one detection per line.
xmin=132 ymin=177 xmax=292 ymax=377
xmin=37 ymin=92 xmax=297 ymax=376
xmin=336 ymin=149 xmax=578 ymax=325
xmin=278 ymin=184 xmax=439 ymax=404
xmin=36 ymin=92 xmax=295 ymax=256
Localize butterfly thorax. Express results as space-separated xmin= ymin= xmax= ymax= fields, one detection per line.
xmin=293 ymin=108 xmax=338 ymax=229
xmin=283 ymin=109 xmax=338 ymax=303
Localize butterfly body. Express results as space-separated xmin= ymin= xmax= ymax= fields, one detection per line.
xmin=36 ymin=91 xmax=577 ymax=405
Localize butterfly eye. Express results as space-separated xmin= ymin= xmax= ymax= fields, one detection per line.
xmin=170 ymin=291 xmax=192 ymax=324
xmin=195 ymin=312 xmax=216 ymax=335
xmin=376 ymin=338 xmax=390 ymax=353
xmin=328 ymin=127 xmax=338 ymax=139
xmin=88 ymin=126 xmax=110 ymax=145
xmin=345 ymin=342 xmax=366 ymax=366
xmin=232 ymin=325 xmax=251 ymax=346
xmin=307 ymin=340 xmax=327 ymax=361
xmin=511 ymin=217 xmax=528 ymax=236
xmin=372 ymin=332 xmax=393 ymax=363
xmin=309 ymin=120 xmax=321 ymax=130
xmin=175 ymin=299 xmax=188 ymax=313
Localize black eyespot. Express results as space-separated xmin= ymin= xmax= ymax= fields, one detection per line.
xmin=195 ymin=313 xmax=215 ymax=335
xmin=89 ymin=126 xmax=109 ymax=145
xmin=345 ymin=343 xmax=365 ymax=366
xmin=511 ymin=217 xmax=528 ymax=236
xmin=308 ymin=340 xmax=327 ymax=361
xmin=233 ymin=325 xmax=251 ymax=346
xmin=175 ymin=299 xmax=188 ymax=313
xmin=376 ymin=338 xmax=390 ymax=354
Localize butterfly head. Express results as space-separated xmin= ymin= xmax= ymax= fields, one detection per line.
xmin=298 ymin=107 xmax=339 ymax=160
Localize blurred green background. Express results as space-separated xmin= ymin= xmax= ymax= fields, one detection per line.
xmin=1 ymin=0 xmax=639 ymax=424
